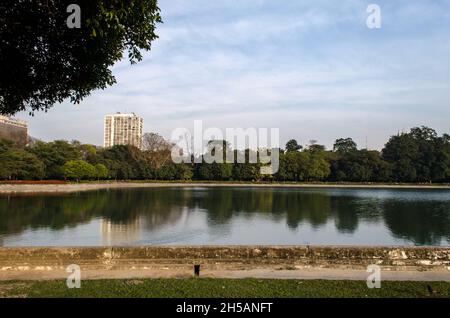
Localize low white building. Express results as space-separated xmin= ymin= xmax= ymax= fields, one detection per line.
xmin=0 ymin=115 xmax=28 ymax=146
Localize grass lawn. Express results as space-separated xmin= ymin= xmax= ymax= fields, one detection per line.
xmin=0 ymin=279 xmax=449 ymax=298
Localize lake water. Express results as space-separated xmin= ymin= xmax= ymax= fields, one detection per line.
xmin=0 ymin=187 xmax=449 ymax=246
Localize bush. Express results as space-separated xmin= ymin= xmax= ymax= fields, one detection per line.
xmin=61 ymin=160 xmax=97 ymax=181
xmin=94 ymin=164 xmax=109 ymax=180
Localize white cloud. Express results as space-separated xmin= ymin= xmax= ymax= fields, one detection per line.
xmin=16 ymin=0 xmax=450 ymax=150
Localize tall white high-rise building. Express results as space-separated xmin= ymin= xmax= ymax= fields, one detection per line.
xmin=104 ymin=113 xmax=143 ymax=149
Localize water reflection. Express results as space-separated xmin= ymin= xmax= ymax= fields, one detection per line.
xmin=0 ymin=187 xmax=449 ymax=246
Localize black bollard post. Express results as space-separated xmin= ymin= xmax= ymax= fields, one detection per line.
xmin=194 ymin=264 xmax=200 ymax=276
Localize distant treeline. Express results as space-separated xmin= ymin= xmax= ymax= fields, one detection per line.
xmin=0 ymin=126 xmax=449 ymax=183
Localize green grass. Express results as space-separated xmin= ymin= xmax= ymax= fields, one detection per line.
xmin=0 ymin=279 xmax=449 ymax=298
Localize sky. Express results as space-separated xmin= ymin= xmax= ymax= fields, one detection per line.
xmin=16 ymin=0 xmax=450 ymax=150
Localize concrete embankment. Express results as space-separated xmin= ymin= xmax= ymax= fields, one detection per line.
xmin=1 ymin=182 xmax=450 ymax=193
xmin=0 ymin=246 xmax=449 ymax=281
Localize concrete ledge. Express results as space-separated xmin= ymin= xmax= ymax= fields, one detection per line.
xmin=0 ymin=246 xmax=449 ymax=280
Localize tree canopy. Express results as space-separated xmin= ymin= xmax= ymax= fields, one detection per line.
xmin=61 ymin=160 xmax=96 ymax=181
xmin=333 ymin=138 xmax=357 ymax=154
xmin=0 ymin=148 xmax=45 ymax=180
xmin=285 ymin=139 xmax=302 ymax=153
xmin=0 ymin=126 xmax=449 ymax=183
xmin=382 ymin=126 xmax=450 ymax=182
xmin=0 ymin=0 xmax=162 ymax=115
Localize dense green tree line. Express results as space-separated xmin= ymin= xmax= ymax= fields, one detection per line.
xmin=0 ymin=126 xmax=449 ymax=183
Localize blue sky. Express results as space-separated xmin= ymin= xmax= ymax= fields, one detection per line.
xmin=17 ymin=0 xmax=450 ymax=150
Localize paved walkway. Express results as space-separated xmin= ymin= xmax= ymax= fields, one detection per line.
xmin=1 ymin=268 xmax=449 ymax=281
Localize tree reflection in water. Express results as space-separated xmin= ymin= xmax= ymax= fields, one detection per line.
xmin=0 ymin=188 xmax=449 ymax=246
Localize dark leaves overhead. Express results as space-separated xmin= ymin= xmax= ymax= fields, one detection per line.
xmin=0 ymin=0 xmax=162 ymax=115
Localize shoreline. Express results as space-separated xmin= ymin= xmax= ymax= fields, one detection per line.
xmin=1 ymin=181 xmax=450 ymax=193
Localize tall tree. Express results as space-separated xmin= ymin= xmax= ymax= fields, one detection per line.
xmin=382 ymin=126 xmax=450 ymax=183
xmin=330 ymin=149 xmax=391 ymax=182
xmin=94 ymin=163 xmax=109 ymax=180
xmin=98 ymin=145 xmax=152 ymax=180
xmin=28 ymin=140 xmax=82 ymax=178
xmin=333 ymin=138 xmax=357 ymax=154
xmin=142 ymin=132 xmax=172 ymax=171
xmin=1 ymin=0 xmax=162 ymax=115
xmin=142 ymin=133 xmax=171 ymax=152
xmin=285 ymin=139 xmax=302 ymax=153
xmin=0 ymin=149 xmax=45 ymax=180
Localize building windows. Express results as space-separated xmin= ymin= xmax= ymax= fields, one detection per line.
xmin=104 ymin=113 xmax=143 ymax=149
